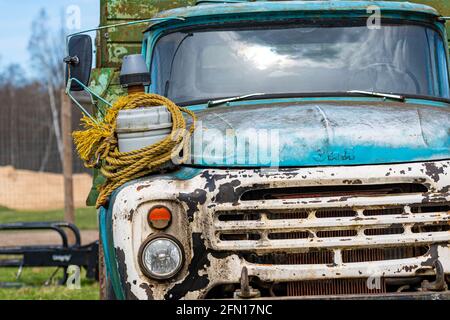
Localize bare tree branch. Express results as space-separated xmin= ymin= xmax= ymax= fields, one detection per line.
xmin=28 ymin=8 xmax=66 ymax=164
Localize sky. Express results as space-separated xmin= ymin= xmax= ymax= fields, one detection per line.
xmin=0 ymin=0 xmax=100 ymax=78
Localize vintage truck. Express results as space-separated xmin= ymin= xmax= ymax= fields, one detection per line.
xmin=66 ymin=0 xmax=450 ymax=299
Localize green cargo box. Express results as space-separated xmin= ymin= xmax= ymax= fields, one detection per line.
xmin=97 ymin=0 xmax=195 ymax=69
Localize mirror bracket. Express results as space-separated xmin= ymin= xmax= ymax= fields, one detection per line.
xmin=66 ymin=77 xmax=112 ymax=123
xmin=63 ymin=55 xmax=80 ymax=65
xmin=64 ymin=16 xmax=186 ymax=118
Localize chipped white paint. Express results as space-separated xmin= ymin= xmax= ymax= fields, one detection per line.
xmin=111 ymin=160 xmax=450 ymax=299
xmin=204 ymin=245 xmax=450 ymax=283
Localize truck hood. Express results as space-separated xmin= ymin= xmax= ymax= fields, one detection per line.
xmin=188 ymin=100 xmax=450 ymax=167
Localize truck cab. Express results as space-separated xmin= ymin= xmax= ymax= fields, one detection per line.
xmin=85 ymin=0 xmax=450 ymax=299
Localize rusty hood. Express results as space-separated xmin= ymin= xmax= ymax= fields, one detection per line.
xmin=187 ymin=100 xmax=450 ymax=167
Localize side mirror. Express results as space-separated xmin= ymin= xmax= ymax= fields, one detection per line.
xmin=64 ymin=35 xmax=93 ymax=91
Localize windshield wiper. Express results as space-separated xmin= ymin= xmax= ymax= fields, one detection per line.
xmin=347 ymin=90 xmax=405 ymax=101
xmin=193 ymin=91 xmax=408 ymax=108
xmin=207 ymin=93 xmax=266 ymax=107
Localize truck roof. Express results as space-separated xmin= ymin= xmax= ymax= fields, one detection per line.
xmin=154 ymin=1 xmax=440 ymax=20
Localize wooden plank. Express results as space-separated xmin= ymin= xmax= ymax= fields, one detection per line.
xmin=61 ymin=90 xmax=75 ymax=235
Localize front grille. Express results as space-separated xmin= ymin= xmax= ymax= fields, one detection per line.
xmin=364 ymin=226 xmax=404 ymax=236
xmin=412 ymin=223 xmax=450 ymax=233
xmin=240 ymin=183 xmax=428 ymax=201
xmin=363 ymin=207 xmax=404 ymax=216
xmin=285 ymin=278 xmax=386 ymax=296
xmin=244 ymin=251 xmax=334 ymax=265
xmin=244 ymin=245 xmax=429 ymax=265
xmin=411 ymin=205 xmax=450 ymax=213
xmin=219 ymin=233 xmax=260 ymax=241
xmin=212 ymin=200 xmax=450 ymax=252
xmin=200 ymin=163 xmax=450 ymax=298
xmin=316 ymin=229 xmax=357 ymax=238
xmin=342 ymin=246 xmax=429 ymax=263
xmin=267 ymin=210 xmax=309 ymax=220
xmin=268 ymin=231 xmax=311 ymax=240
xmin=316 ymin=209 xmax=357 ymax=218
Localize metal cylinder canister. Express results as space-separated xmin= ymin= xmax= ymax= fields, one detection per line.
xmin=116 ymin=107 xmax=172 ymax=153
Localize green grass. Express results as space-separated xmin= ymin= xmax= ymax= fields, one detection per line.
xmin=0 ymin=207 xmax=99 ymax=299
xmin=0 ymin=267 xmax=99 ymax=300
xmin=0 ymin=207 xmax=98 ymax=230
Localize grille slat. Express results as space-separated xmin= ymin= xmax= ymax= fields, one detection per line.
xmin=213 ymin=210 xmax=448 ymax=248
xmin=245 ymin=245 xmax=429 ymax=265
xmin=316 ymin=230 xmax=357 ymax=238
xmin=363 ymin=207 xmax=404 ymax=216
xmin=364 ymin=227 xmax=404 ymax=236
xmin=315 ymin=209 xmax=357 ymax=218
xmin=241 ymin=184 xmax=428 ymax=201
xmin=268 ymin=231 xmax=311 ymax=240
xmin=211 ymin=183 xmax=449 ymax=259
xmin=286 ymin=278 xmax=386 ymax=296
xmin=342 ymin=246 xmax=429 ymax=263
xmin=245 ymin=251 xmax=334 ymax=265
xmin=267 ymin=210 xmax=309 ymax=220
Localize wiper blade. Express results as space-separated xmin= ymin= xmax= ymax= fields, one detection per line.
xmin=207 ymin=93 xmax=266 ymax=107
xmin=347 ymin=90 xmax=405 ymax=101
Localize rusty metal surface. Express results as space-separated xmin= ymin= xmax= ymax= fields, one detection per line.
xmin=248 ymin=290 xmax=450 ymax=300
xmin=154 ymin=1 xmax=440 ymax=20
xmin=110 ymin=160 xmax=450 ymax=299
xmin=98 ymin=0 xmax=195 ymax=69
xmin=89 ymin=68 xmax=124 ymax=110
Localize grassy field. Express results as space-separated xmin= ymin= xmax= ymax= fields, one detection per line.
xmin=0 ymin=206 xmax=98 ymax=230
xmin=0 ymin=267 xmax=99 ymax=300
xmin=0 ymin=207 xmax=99 ymax=300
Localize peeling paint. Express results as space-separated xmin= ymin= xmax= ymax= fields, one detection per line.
xmin=178 ymin=189 xmax=207 ymax=222
xmin=109 ymin=160 xmax=450 ymax=299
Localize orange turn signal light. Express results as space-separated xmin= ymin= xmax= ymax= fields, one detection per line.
xmin=148 ymin=206 xmax=172 ymax=230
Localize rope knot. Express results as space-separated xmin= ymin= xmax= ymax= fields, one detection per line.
xmin=73 ymin=93 xmax=196 ymax=208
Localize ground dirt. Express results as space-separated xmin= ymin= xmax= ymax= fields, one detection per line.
xmin=0 ymin=166 xmax=92 ymax=210
xmin=0 ymin=230 xmax=98 ymax=246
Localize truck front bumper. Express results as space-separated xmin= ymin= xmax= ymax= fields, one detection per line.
xmin=107 ymin=160 xmax=450 ymax=299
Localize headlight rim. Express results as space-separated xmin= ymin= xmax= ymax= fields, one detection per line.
xmin=138 ymin=234 xmax=185 ymax=281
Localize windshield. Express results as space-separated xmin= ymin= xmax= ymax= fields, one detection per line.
xmin=151 ymin=22 xmax=450 ymax=103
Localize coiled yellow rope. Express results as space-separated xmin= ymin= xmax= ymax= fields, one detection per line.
xmin=73 ymin=93 xmax=196 ymax=208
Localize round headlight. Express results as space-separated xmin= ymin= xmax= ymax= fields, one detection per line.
xmin=139 ymin=236 xmax=184 ymax=280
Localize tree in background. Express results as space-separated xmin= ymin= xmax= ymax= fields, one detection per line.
xmin=0 ymin=64 xmax=25 ymax=166
xmin=0 ymin=62 xmax=57 ymax=172
xmin=28 ymin=8 xmax=66 ymax=165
